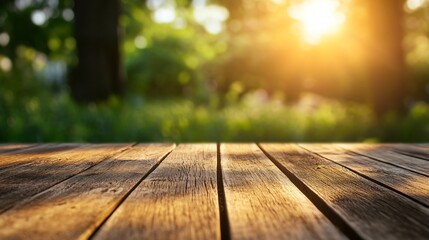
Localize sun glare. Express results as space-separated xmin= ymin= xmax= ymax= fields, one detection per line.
xmin=288 ymin=0 xmax=345 ymax=45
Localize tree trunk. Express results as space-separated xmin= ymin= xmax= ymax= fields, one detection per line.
xmin=365 ymin=0 xmax=407 ymax=116
xmin=71 ymin=0 xmax=125 ymax=103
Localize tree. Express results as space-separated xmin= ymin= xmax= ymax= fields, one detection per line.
xmin=71 ymin=0 xmax=125 ymax=103
xmin=364 ymin=0 xmax=407 ymax=115
xmin=215 ymin=0 xmax=303 ymax=102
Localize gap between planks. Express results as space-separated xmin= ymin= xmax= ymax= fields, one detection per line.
xmin=260 ymin=144 xmax=429 ymax=239
xmin=220 ymin=143 xmax=347 ymax=240
xmin=300 ymin=144 xmax=429 ymax=208
xmin=0 ymin=144 xmax=41 ymax=154
xmin=388 ymin=144 xmax=429 ymax=161
xmin=1 ymin=144 xmax=429 ymax=240
xmin=0 ymin=144 xmax=175 ymax=240
xmin=337 ymin=143 xmax=429 ymax=177
xmin=92 ymin=144 xmax=232 ymax=240
xmin=258 ymin=144 xmax=361 ymax=240
xmin=0 ymin=144 xmax=135 ymax=213
xmin=93 ymin=144 xmax=220 ymax=240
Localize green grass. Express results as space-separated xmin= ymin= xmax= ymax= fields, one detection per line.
xmin=2 ymin=89 xmax=428 ymax=143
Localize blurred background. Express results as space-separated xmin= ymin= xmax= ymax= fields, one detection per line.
xmin=1 ymin=0 xmax=429 ymax=142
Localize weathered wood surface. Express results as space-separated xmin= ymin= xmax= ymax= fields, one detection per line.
xmin=0 ymin=143 xmax=82 ymax=170
xmin=261 ymin=144 xmax=429 ymax=239
xmin=221 ymin=144 xmax=345 ymax=240
xmin=301 ymin=144 xmax=429 ymax=207
xmin=0 ymin=144 xmax=133 ymax=213
xmin=0 ymin=144 xmax=174 ymax=239
xmin=94 ymin=144 xmax=219 ymax=240
xmin=386 ymin=144 xmax=429 ymax=160
xmin=0 ymin=143 xmax=428 ymax=240
xmin=338 ymin=143 xmax=429 ymax=177
xmin=0 ymin=144 xmax=38 ymax=153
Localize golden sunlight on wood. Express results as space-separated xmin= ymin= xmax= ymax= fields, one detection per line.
xmin=288 ymin=0 xmax=345 ymax=44
xmin=2 ymin=144 xmax=429 ymax=238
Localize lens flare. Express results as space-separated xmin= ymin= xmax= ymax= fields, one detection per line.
xmin=288 ymin=0 xmax=345 ymax=44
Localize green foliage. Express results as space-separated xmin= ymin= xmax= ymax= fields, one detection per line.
xmin=2 ymin=0 xmax=429 ymax=142
xmin=122 ymin=5 xmax=226 ymax=99
xmin=2 ymin=73 xmax=429 ymax=142
xmin=0 ymin=0 xmax=75 ymax=62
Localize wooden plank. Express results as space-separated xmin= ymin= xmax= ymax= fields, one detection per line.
xmin=260 ymin=144 xmax=429 ymax=239
xmin=94 ymin=144 xmax=220 ymax=240
xmin=384 ymin=144 xmax=429 ymax=161
xmin=338 ymin=143 xmax=429 ymax=177
xmin=303 ymin=144 xmax=429 ymax=207
xmin=0 ymin=143 xmax=81 ymax=170
xmin=220 ymin=144 xmax=346 ymax=240
xmin=0 ymin=144 xmax=175 ymax=240
xmin=0 ymin=144 xmax=133 ymax=212
xmin=0 ymin=144 xmax=38 ymax=154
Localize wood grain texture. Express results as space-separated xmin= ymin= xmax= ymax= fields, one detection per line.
xmin=94 ymin=144 xmax=220 ymax=240
xmin=221 ymin=144 xmax=346 ymax=240
xmin=0 ymin=144 xmax=132 ymax=212
xmin=261 ymin=144 xmax=429 ymax=240
xmin=338 ymin=143 xmax=429 ymax=177
xmin=0 ymin=144 xmax=38 ymax=154
xmin=0 ymin=144 xmax=175 ymax=240
xmin=385 ymin=144 xmax=429 ymax=160
xmin=303 ymin=144 xmax=429 ymax=207
xmin=0 ymin=143 xmax=81 ymax=170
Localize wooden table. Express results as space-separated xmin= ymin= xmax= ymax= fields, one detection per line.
xmin=0 ymin=143 xmax=428 ymax=240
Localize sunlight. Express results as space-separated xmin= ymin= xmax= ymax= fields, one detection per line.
xmin=194 ymin=4 xmax=229 ymax=34
xmin=288 ymin=0 xmax=345 ymax=45
xmin=0 ymin=56 xmax=12 ymax=72
xmin=406 ymin=0 xmax=427 ymax=11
